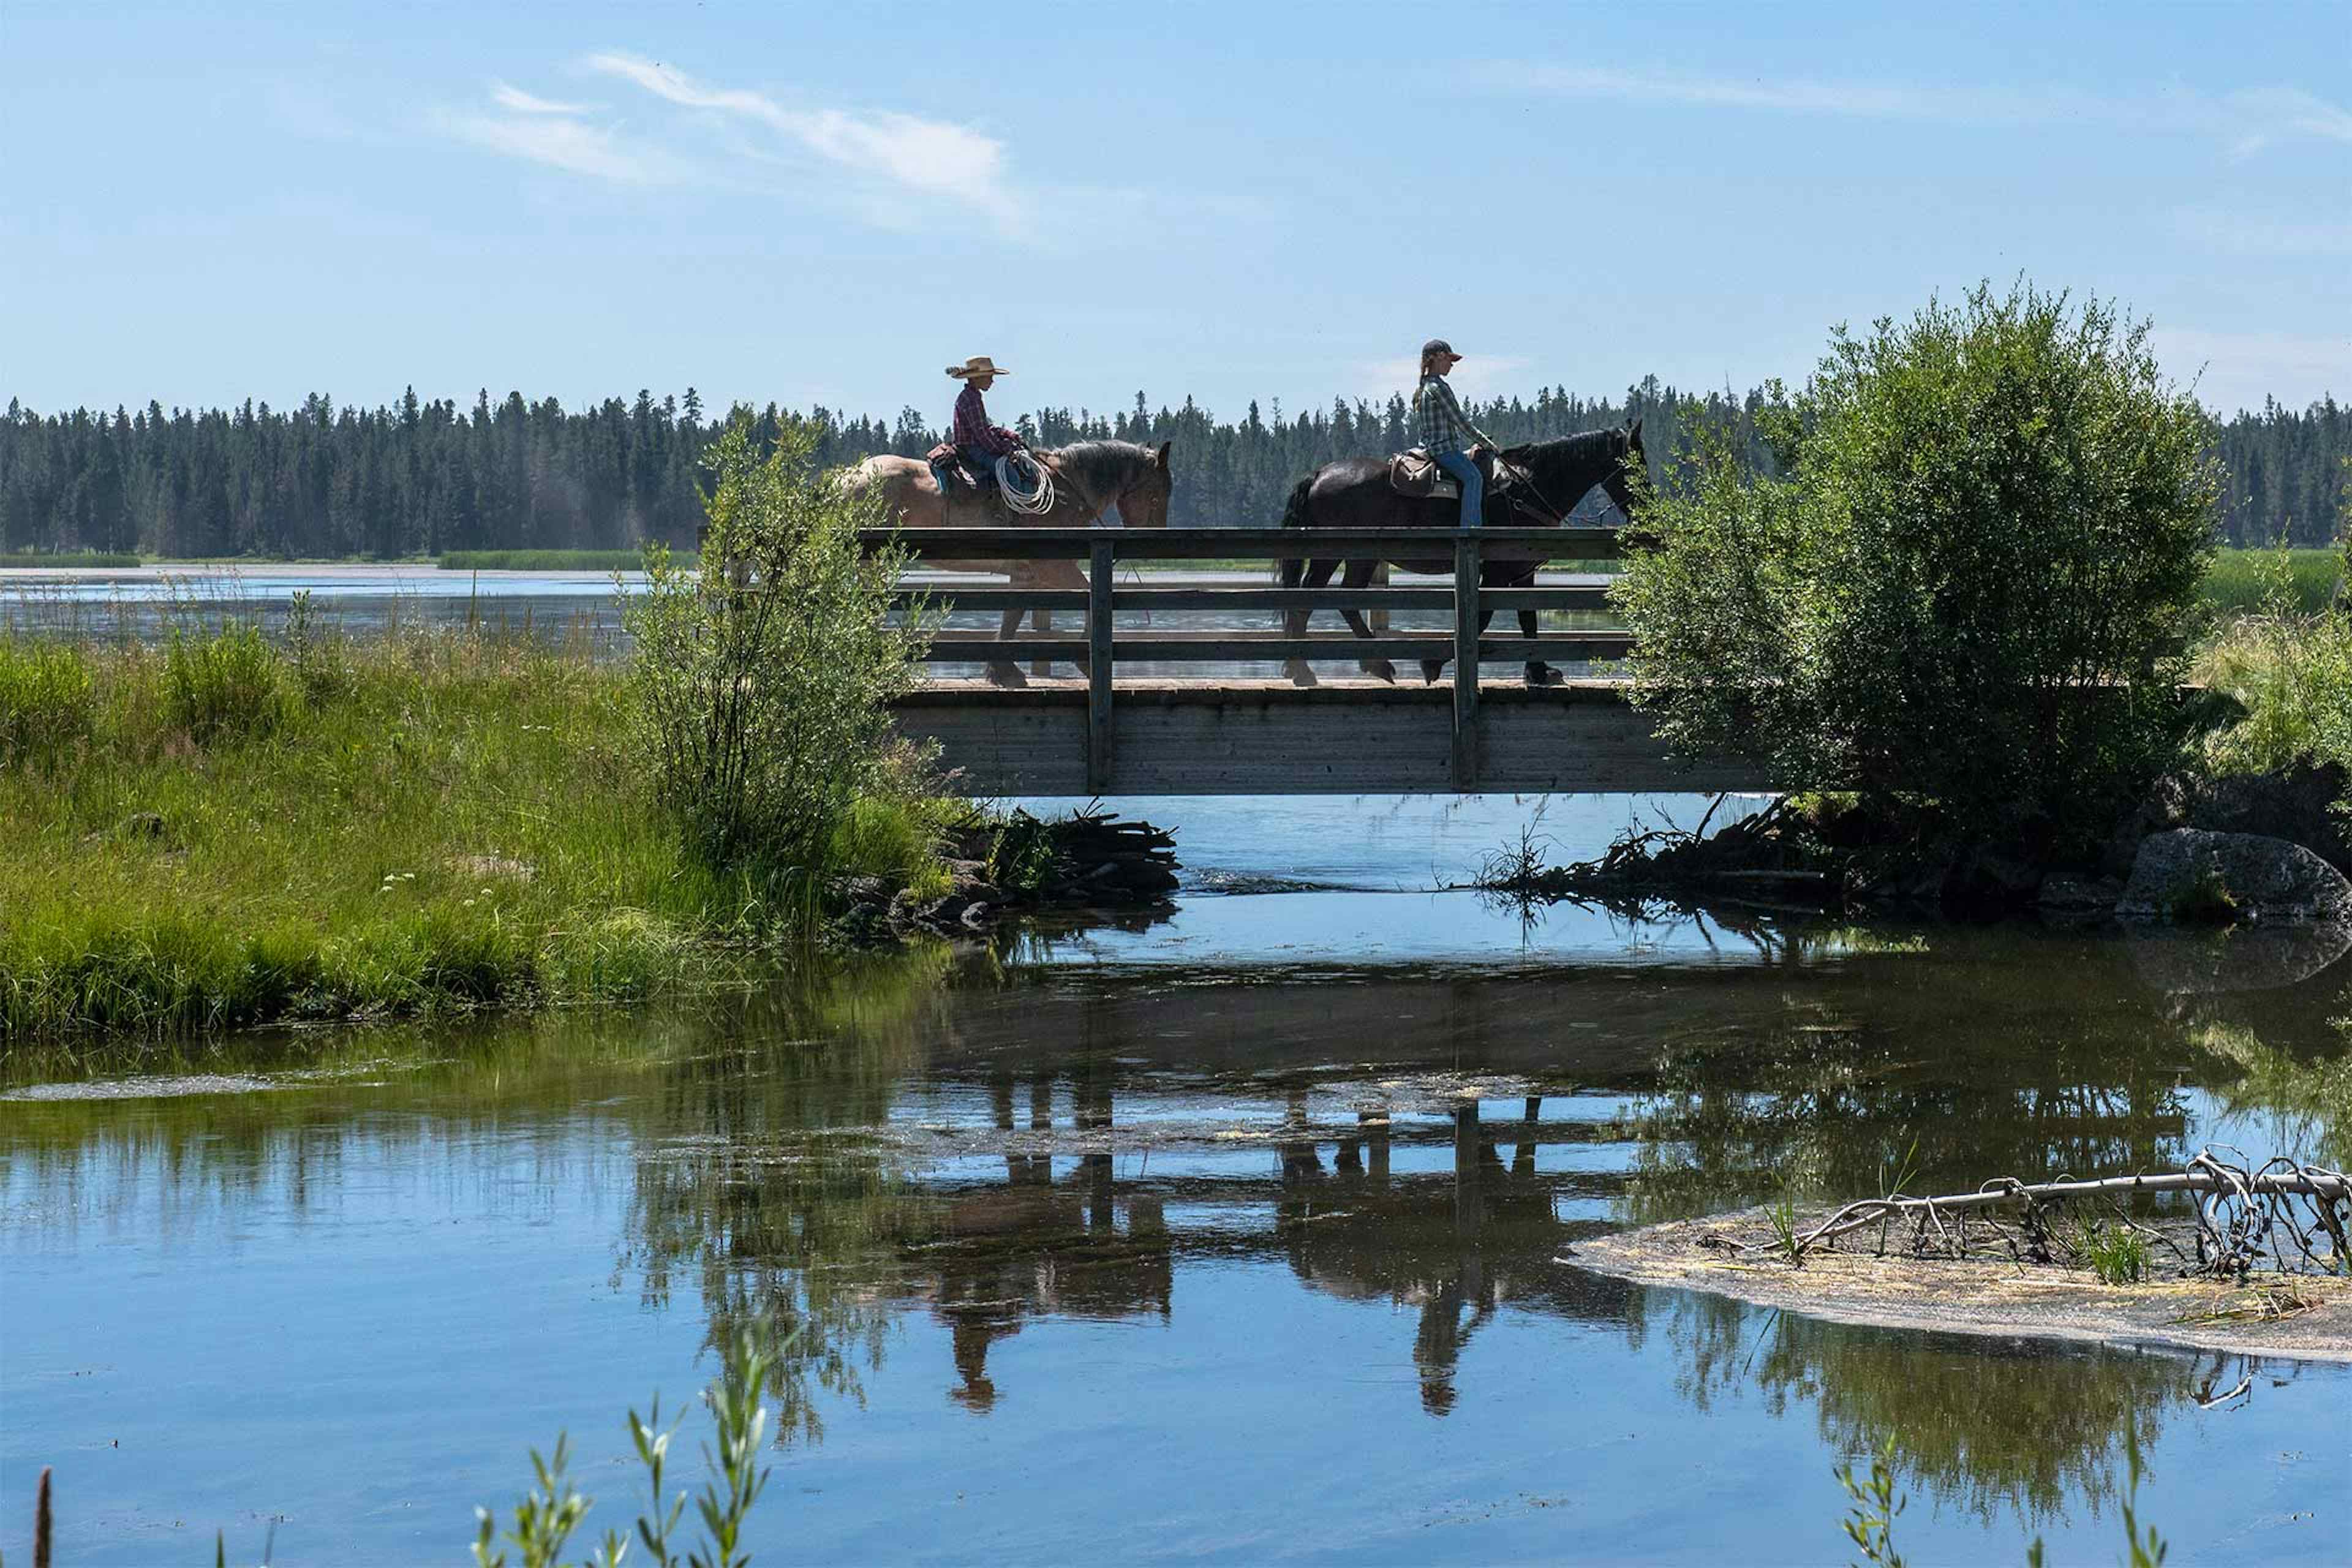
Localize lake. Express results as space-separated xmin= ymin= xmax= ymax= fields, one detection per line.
xmin=0 ymin=562 xmax=1626 ymax=683
xmin=4 ymin=796 xmax=2346 ymax=1564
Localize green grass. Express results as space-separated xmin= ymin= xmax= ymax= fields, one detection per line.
xmin=2203 ymin=547 xmax=2342 ymax=616
xmin=0 ymin=625 xmax=945 ymax=1039
xmin=0 ymin=550 xmax=141 ymax=568
xmin=439 ymin=549 xmax=692 ymax=571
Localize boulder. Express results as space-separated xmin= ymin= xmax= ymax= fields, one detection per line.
xmin=2117 ymin=829 xmax=2352 ymax=924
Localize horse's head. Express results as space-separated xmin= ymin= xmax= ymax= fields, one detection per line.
xmin=1118 ymin=440 xmax=1174 ymax=529
xmin=1601 ymin=418 xmax=1646 ymax=519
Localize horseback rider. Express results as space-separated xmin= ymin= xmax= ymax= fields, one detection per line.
xmin=930 ymin=356 xmax=1028 ymax=505
xmin=1413 ymin=339 xmax=1499 ymax=529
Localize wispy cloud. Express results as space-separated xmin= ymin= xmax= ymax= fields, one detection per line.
xmin=429 ymin=100 xmax=679 ymax=184
xmin=584 ymin=51 xmax=1012 ymax=212
xmin=1492 ymin=64 xmax=2352 ymax=155
xmin=489 ymin=80 xmax=597 ymax=116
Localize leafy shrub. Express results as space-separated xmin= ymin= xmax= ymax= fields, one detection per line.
xmin=1617 ymin=282 xmax=2218 ymax=850
xmin=165 ymin=623 xmax=287 ymax=743
xmin=0 ymin=639 xmax=95 ymax=762
xmin=622 ymin=418 xmax=933 ymax=892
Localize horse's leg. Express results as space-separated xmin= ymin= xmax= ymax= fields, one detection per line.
xmin=1283 ymin=558 xmax=1341 ymax=686
xmin=987 ymin=600 xmax=1027 ymax=687
xmin=1046 ymin=558 xmax=1088 ymax=679
xmin=1521 ymin=604 xmax=1561 ymax=686
xmin=1337 ymin=558 xmax=1394 ymax=684
xmin=1030 ymin=606 xmax=1054 ymax=679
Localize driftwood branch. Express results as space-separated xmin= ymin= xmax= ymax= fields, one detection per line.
xmin=1787 ymin=1149 xmax=2348 ymax=1278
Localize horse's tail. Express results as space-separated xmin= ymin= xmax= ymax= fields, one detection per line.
xmin=1276 ymin=475 xmax=1314 ymax=590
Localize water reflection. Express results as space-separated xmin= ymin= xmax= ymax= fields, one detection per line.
xmin=4 ymin=917 xmax=2346 ymax=1562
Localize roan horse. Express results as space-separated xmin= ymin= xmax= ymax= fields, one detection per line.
xmin=1275 ymin=422 xmax=1645 ymax=687
xmin=840 ymin=440 xmax=1173 ymax=684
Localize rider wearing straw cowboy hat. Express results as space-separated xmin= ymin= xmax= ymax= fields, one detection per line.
xmin=930 ymin=356 xmax=1029 ymax=504
xmin=1413 ymin=339 xmax=1499 ymax=529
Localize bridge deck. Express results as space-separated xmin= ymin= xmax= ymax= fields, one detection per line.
xmin=893 ymin=679 xmax=1764 ymax=796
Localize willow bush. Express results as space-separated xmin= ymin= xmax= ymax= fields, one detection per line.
xmin=623 ymin=418 xmax=935 ymax=897
xmin=1616 ymin=282 xmax=2219 ymax=850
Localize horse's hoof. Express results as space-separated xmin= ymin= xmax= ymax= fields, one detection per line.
xmin=986 ymin=663 xmax=1028 ymax=688
xmin=1363 ymin=658 xmax=1396 ymax=685
xmin=1420 ymin=661 xmax=1446 ymax=685
xmin=1284 ymin=659 xmax=1319 ymax=688
xmin=1525 ymin=663 xmax=1563 ymax=687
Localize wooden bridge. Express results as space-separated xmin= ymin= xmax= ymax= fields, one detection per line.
xmin=874 ymin=525 xmax=1763 ymax=797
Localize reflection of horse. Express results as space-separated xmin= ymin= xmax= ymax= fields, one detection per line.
xmin=1278 ymin=1098 xmax=1563 ymax=1416
xmin=926 ymin=1069 xmax=1172 ymax=1412
xmin=1276 ymin=423 xmax=1646 ymax=687
xmin=839 ymin=440 xmax=1174 ymax=685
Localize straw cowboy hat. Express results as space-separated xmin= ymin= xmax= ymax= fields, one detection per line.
xmin=946 ymin=356 xmax=1010 ymax=379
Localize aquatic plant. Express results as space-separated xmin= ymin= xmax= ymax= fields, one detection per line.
xmin=470 ymin=1322 xmax=781 ymax=1568
xmin=1834 ymin=1435 xmax=1907 ymax=1566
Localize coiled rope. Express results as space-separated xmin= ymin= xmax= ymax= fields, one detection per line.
xmin=993 ymin=451 xmax=1057 ymax=516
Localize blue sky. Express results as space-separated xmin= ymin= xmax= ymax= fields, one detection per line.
xmin=5 ymin=1 xmax=2345 ymax=423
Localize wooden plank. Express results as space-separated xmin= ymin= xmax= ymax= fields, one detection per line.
xmin=863 ymin=525 xmax=1621 ymax=561
xmin=887 ymin=680 xmax=1765 ymax=796
xmin=1088 ymin=539 xmax=1114 ymax=790
xmin=921 ymin=635 xmax=1636 ymax=663
xmin=891 ymin=586 xmax=1618 ymax=612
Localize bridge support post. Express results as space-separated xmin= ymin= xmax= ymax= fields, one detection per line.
xmin=1087 ymin=538 xmax=1115 ymax=791
xmin=1451 ymin=532 xmax=1480 ymax=790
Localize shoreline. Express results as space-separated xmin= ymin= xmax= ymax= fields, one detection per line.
xmin=1569 ymin=1208 xmax=2352 ymax=1364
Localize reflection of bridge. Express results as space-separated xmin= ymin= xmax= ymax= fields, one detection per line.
xmin=905 ymin=1074 xmax=1632 ymax=1415
xmin=874 ymin=527 xmax=1762 ymax=794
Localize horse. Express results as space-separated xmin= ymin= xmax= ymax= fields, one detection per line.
xmin=1275 ymin=421 xmax=1645 ymax=687
xmin=840 ymin=439 xmax=1174 ymax=684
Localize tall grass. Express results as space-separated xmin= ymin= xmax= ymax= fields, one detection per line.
xmin=0 ymin=619 xmax=944 ymax=1040
xmin=2202 ymin=547 xmax=2342 ymax=617
xmin=2194 ymin=545 xmax=2352 ymax=780
xmin=440 ymin=549 xmax=690 ymax=572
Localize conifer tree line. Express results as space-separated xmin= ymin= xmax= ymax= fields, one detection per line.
xmin=1 ymin=382 xmax=2340 ymax=558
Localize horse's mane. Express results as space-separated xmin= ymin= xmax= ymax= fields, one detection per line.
xmin=1515 ymin=428 xmax=1623 ymax=466
xmin=1046 ymin=439 xmax=1155 ymax=494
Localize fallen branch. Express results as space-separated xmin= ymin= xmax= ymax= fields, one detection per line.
xmin=1786 ymin=1149 xmax=2348 ymax=1280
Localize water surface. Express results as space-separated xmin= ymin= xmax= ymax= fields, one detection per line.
xmin=3 ymin=800 xmax=2346 ymax=1564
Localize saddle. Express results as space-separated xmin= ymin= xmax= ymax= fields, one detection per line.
xmin=1389 ymin=446 xmax=1521 ymax=511
xmin=926 ymin=441 xmax=997 ymax=494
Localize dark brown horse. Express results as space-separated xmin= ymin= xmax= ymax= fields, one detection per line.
xmin=1276 ymin=422 xmax=1646 ymax=686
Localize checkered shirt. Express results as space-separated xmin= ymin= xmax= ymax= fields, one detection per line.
xmin=1413 ymin=374 xmax=1489 ymax=455
xmin=952 ymin=384 xmax=1024 ymax=457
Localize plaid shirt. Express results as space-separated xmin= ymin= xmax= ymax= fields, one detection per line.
xmin=951 ymin=383 xmax=1023 ymax=457
xmin=1412 ymin=374 xmax=1491 ymax=455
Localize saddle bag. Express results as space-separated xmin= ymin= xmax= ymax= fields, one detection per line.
xmin=1389 ymin=447 xmax=1453 ymax=499
xmin=1388 ymin=445 xmax=1516 ymax=501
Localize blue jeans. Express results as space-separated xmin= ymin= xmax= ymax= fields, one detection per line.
xmin=931 ymin=446 xmax=994 ymax=501
xmin=1435 ymin=448 xmax=1482 ymax=529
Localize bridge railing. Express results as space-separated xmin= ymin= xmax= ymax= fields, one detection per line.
xmin=859 ymin=524 xmax=1630 ymax=789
